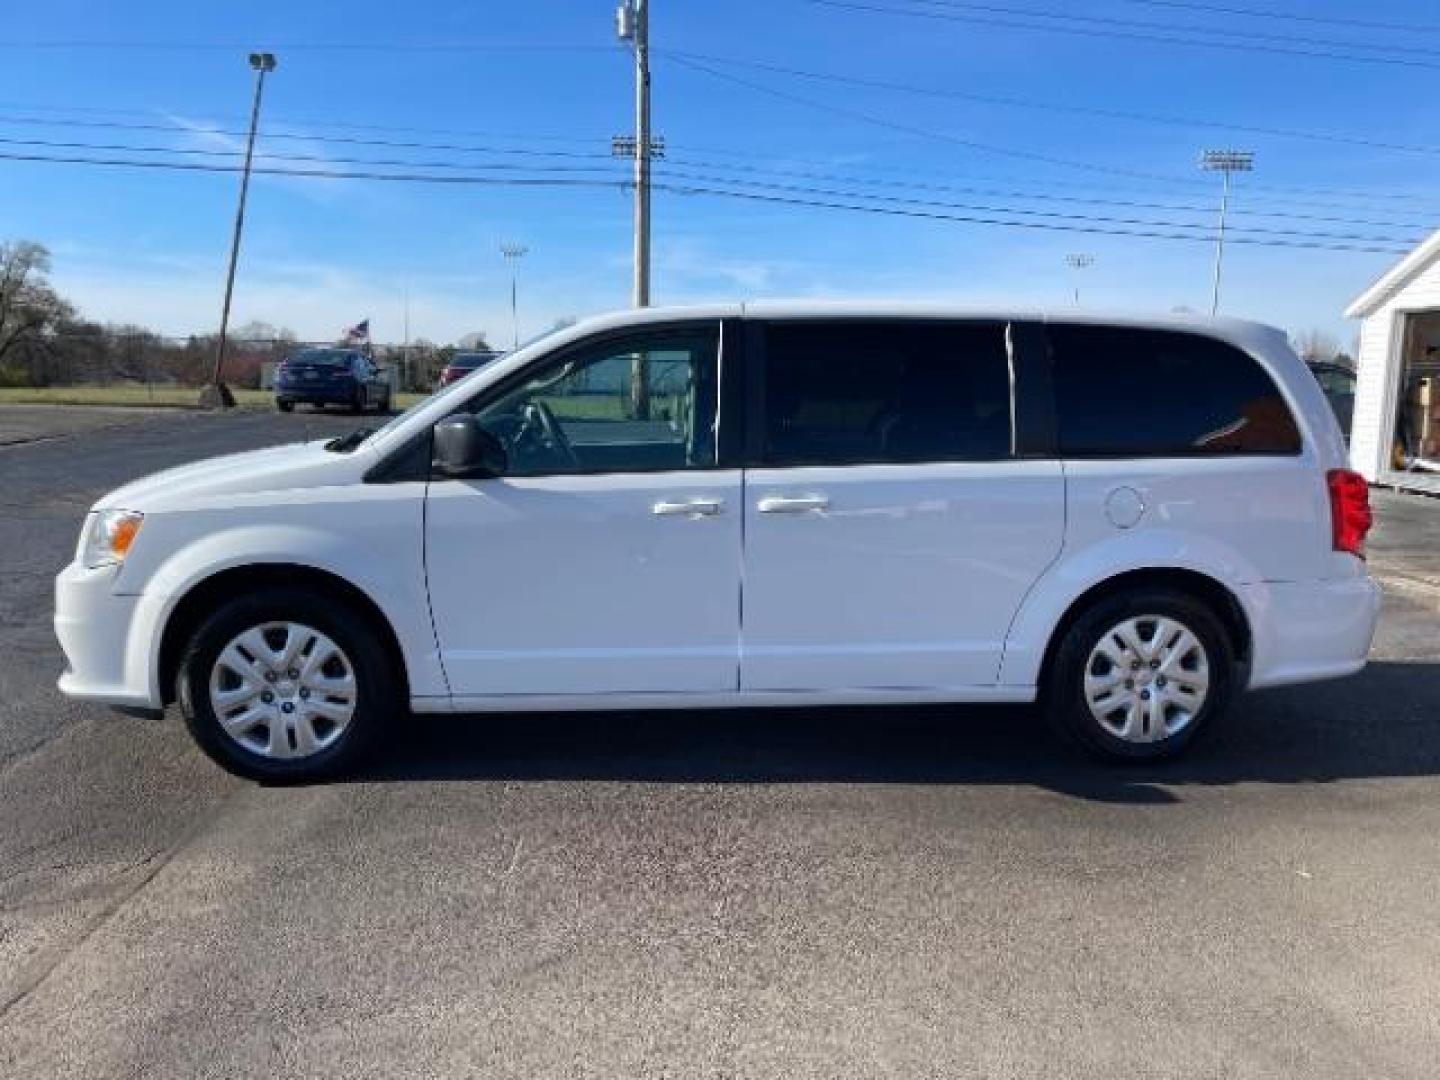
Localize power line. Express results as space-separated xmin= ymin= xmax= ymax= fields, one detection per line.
xmin=659 ymin=156 xmax=1436 ymax=231
xmin=803 ymin=0 xmax=1440 ymax=72
xmin=0 ymin=112 xmax=618 ymax=160
xmin=2 ymin=99 xmax=1434 ymax=219
xmin=659 ymin=180 xmax=1413 ymax=254
xmin=898 ymin=0 xmax=1439 ymax=55
xmin=665 ymin=53 xmax=1205 ymax=188
xmin=1115 ymin=0 xmax=1440 ymax=35
xmin=662 ymin=52 xmax=1440 ymax=212
xmin=0 ymin=136 xmax=626 ymax=176
xmin=0 ymin=39 xmax=616 ymax=54
xmin=2 ymin=128 xmax=1427 ymax=230
xmin=0 ymin=146 xmax=1415 ymax=255
xmin=0 ymin=99 xmax=621 ymax=148
xmin=661 ymin=47 xmax=1440 ymax=159
xmin=2 ymin=93 xmax=1436 ymax=210
xmin=654 ymin=166 xmax=1421 ymax=247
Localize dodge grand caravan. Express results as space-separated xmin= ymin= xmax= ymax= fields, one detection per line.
xmin=55 ymin=305 xmax=1380 ymax=780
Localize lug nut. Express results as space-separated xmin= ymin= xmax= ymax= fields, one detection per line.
xmin=287 ymin=669 xmax=299 ymax=679
xmin=1140 ymin=690 xmax=1151 ymax=700
xmin=299 ymin=688 xmax=310 ymax=699
xmin=281 ymin=702 xmax=295 ymax=714
xmin=261 ymin=690 xmax=274 ymax=704
xmin=1125 ymin=679 xmax=1135 ymax=689
xmin=263 ymin=671 xmax=277 ymax=683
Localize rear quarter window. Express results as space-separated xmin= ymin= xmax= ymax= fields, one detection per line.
xmin=1048 ymin=324 xmax=1302 ymax=457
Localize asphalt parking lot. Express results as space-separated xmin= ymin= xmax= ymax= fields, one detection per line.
xmin=2 ymin=406 xmax=1439 ymax=1078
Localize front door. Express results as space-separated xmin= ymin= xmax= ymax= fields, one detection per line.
xmin=425 ymin=323 xmax=742 ymax=698
xmin=740 ymin=319 xmax=1064 ymax=691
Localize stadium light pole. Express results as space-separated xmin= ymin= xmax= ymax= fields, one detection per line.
xmin=1200 ymin=149 xmax=1254 ymax=317
xmin=204 ymin=51 xmax=276 ymax=409
xmin=500 ymin=243 xmax=528 ymax=349
xmin=1065 ymin=253 xmax=1094 ymax=307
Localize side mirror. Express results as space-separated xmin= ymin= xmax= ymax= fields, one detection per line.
xmin=433 ymin=413 xmax=508 ymax=478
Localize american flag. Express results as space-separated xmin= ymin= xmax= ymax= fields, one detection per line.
xmin=341 ymin=319 xmax=370 ymax=345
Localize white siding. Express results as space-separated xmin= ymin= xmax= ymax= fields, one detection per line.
xmin=1351 ymin=310 xmax=1393 ymax=480
xmin=1349 ymin=257 xmax=1440 ymax=480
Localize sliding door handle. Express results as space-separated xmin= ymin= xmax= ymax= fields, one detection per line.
xmin=756 ymin=494 xmax=830 ymax=514
xmin=653 ymin=498 xmax=723 ymax=517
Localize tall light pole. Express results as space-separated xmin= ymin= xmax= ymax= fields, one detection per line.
xmin=1065 ymin=253 xmax=1094 ymax=307
xmin=1200 ymin=149 xmax=1254 ymax=317
xmin=204 ymin=51 xmax=276 ymax=409
xmin=616 ymin=0 xmax=652 ymax=307
xmin=500 ymin=243 xmax=527 ymax=349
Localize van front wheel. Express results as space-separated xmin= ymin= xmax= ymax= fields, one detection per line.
xmin=176 ymin=588 xmax=396 ymax=781
xmin=1043 ymin=589 xmax=1235 ymax=762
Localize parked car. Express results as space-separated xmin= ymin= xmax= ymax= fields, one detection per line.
xmin=1307 ymin=360 xmax=1356 ymax=443
xmin=436 ymin=350 xmax=503 ymax=390
xmin=56 ymin=305 xmax=1379 ymax=781
xmin=274 ymin=347 xmax=391 ymax=414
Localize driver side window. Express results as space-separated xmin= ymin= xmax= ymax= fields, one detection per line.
xmin=472 ymin=324 xmax=721 ymax=477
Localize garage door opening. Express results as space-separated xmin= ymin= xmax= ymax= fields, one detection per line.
xmin=1389 ymin=311 xmax=1440 ymax=487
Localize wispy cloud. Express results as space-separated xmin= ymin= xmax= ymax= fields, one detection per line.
xmin=161 ymin=112 xmax=357 ymax=205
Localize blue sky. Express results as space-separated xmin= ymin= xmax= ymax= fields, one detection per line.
xmin=2 ymin=0 xmax=1436 ymax=348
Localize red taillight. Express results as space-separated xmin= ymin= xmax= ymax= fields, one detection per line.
xmin=1327 ymin=469 xmax=1373 ymax=558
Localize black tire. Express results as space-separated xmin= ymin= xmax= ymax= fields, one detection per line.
xmin=1042 ymin=588 xmax=1236 ymax=762
xmin=276 ymin=398 xmax=294 ymax=413
xmin=176 ymin=587 xmax=398 ymax=782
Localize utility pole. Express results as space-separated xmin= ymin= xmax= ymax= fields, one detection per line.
xmin=1200 ymin=149 xmax=1254 ymax=317
xmin=203 ymin=51 xmax=276 ymax=409
xmin=1065 ymin=253 xmax=1094 ymax=307
xmin=500 ymin=243 xmax=527 ymax=349
xmin=616 ymin=0 xmax=652 ymax=308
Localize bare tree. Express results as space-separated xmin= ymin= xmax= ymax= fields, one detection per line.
xmin=1292 ymin=329 xmax=1343 ymax=365
xmin=0 ymin=240 xmax=75 ymax=378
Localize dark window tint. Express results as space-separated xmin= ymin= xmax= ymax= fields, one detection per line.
xmin=1049 ymin=325 xmax=1302 ymax=457
xmin=760 ymin=321 xmax=1011 ymax=466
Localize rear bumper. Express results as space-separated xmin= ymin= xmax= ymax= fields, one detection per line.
xmin=275 ymin=385 xmax=354 ymax=404
xmin=1242 ymin=573 xmax=1382 ymax=690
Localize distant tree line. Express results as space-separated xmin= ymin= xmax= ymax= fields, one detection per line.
xmin=0 ymin=238 xmax=500 ymax=392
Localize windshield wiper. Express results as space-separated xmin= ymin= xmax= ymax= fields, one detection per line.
xmin=325 ymin=427 xmax=375 ymax=453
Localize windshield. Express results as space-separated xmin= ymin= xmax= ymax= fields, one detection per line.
xmin=364 ymin=325 xmax=574 ymax=446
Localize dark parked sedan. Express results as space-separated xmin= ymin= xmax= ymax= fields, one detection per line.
xmin=436 ymin=350 xmax=503 ymax=389
xmin=275 ymin=348 xmax=392 ymax=414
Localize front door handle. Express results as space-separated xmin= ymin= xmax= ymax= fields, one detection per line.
xmin=653 ymin=498 xmax=723 ymax=517
xmin=756 ymin=494 xmax=830 ymax=514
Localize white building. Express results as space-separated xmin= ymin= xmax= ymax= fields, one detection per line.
xmin=1346 ymin=229 xmax=1440 ymax=491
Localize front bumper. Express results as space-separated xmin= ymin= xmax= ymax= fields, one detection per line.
xmin=54 ymin=560 xmax=160 ymax=708
xmin=1242 ymin=573 xmax=1382 ymax=690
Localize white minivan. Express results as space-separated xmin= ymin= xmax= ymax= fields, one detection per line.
xmin=55 ymin=305 xmax=1380 ymax=780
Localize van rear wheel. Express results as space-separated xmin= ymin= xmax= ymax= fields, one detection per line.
xmin=176 ymin=587 xmax=396 ymax=782
xmin=1043 ymin=589 xmax=1235 ymax=762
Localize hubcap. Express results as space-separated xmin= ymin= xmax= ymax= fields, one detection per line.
xmin=1083 ymin=615 xmax=1210 ymax=743
xmin=208 ymin=621 xmax=357 ymax=760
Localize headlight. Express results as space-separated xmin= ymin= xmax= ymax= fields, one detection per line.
xmin=81 ymin=509 xmax=144 ymax=568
